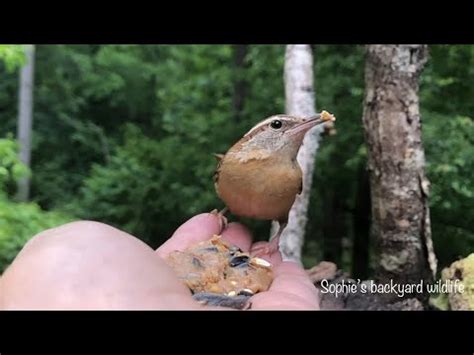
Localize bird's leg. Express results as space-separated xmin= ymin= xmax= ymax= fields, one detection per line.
xmin=210 ymin=207 xmax=229 ymax=234
xmin=252 ymin=221 xmax=287 ymax=257
xmin=268 ymin=221 xmax=287 ymax=253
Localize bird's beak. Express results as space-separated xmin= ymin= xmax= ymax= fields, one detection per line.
xmin=286 ymin=114 xmax=331 ymax=137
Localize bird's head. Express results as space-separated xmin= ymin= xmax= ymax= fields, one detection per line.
xmin=232 ymin=111 xmax=335 ymax=161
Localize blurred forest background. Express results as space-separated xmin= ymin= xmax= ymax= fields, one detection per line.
xmin=0 ymin=45 xmax=472 ymax=278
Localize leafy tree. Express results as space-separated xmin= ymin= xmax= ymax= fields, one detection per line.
xmin=69 ymin=46 xmax=260 ymax=245
xmin=420 ymin=45 xmax=474 ymax=269
xmin=0 ymin=45 xmax=25 ymax=72
xmin=1 ymin=44 xmax=473 ymax=274
xmin=0 ymin=137 xmax=71 ymax=273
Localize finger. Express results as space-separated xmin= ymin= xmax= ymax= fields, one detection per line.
xmin=270 ymin=262 xmax=319 ymax=301
xmin=249 ymin=241 xmax=283 ymax=266
xmin=156 ymin=213 xmax=221 ymax=257
xmin=250 ymin=261 xmax=320 ymax=310
xmin=221 ymin=222 xmax=253 ymax=252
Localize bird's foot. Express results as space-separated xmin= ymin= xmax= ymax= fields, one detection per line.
xmin=251 ymin=235 xmax=280 ymax=258
xmin=209 ymin=207 xmax=229 ymax=234
xmin=252 ymin=222 xmax=286 ymax=258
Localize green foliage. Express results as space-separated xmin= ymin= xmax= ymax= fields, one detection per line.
xmin=425 ymin=115 xmax=474 ymax=207
xmin=313 ymin=44 xmax=366 ymax=205
xmin=423 ymin=114 xmax=474 ymax=264
xmin=421 ymin=45 xmax=474 ymax=117
xmin=243 ymin=45 xmax=285 ymax=117
xmin=0 ymin=136 xmax=71 ymax=273
xmin=1 ymin=45 xmax=165 ymax=209
xmin=419 ymin=45 xmax=474 ymax=267
xmin=305 ymin=45 xmax=366 ymax=269
xmin=69 ymin=123 xmax=220 ymax=245
xmin=0 ymin=136 xmax=29 ymax=193
xmin=0 ymin=45 xmax=25 ymax=72
xmin=0 ymin=196 xmax=73 ymax=273
xmin=69 ymin=46 xmax=284 ymax=244
xmin=0 ymin=44 xmax=472 ymax=276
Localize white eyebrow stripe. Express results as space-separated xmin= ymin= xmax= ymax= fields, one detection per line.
xmin=244 ymin=117 xmax=278 ymax=136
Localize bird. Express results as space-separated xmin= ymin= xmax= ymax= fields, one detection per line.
xmin=212 ymin=111 xmax=335 ymax=256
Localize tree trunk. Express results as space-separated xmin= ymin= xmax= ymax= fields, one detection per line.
xmin=362 ymin=45 xmax=437 ymax=302
xmin=274 ymin=45 xmax=323 ymax=263
xmin=322 ymin=188 xmax=345 ymax=266
xmin=232 ymin=45 xmax=248 ymax=122
xmin=16 ymin=45 xmax=35 ymax=202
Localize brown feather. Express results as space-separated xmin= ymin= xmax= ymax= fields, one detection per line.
xmin=213 ymin=154 xmax=224 ymax=184
xmin=215 ymin=154 xmax=302 ymax=221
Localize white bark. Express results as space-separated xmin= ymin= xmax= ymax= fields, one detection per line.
xmin=272 ymin=45 xmax=323 ymax=263
xmin=16 ymin=45 xmax=35 ymax=202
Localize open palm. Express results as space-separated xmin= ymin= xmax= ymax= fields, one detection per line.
xmin=157 ymin=213 xmax=320 ymax=310
xmin=0 ymin=213 xmax=319 ymax=310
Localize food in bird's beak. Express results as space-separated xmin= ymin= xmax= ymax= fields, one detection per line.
xmin=287 ymin=110 xmax=336 ymax=138
xmin=320 ymin=110 xmax=336 ymax=122
xmin=165 ymin=235 xmax=273 ymax=309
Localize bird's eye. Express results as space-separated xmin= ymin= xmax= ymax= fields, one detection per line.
xmin=270 ymin=120 xmax=283 ymax=129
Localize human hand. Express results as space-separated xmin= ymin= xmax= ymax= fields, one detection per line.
xmin=0 ymin=213 xmax=319 ymax=310
xmin=158 ymin=213 xmax=320 ymax=310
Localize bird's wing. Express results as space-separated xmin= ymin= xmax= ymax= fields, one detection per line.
xmin=213 ymin=153 xmax=224 ymax=161
xmin=213 ymin=153 xmax=224 ymax=184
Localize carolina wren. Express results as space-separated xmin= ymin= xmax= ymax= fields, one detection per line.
xmin=213 ymin=111 xmax=335 ymax=256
